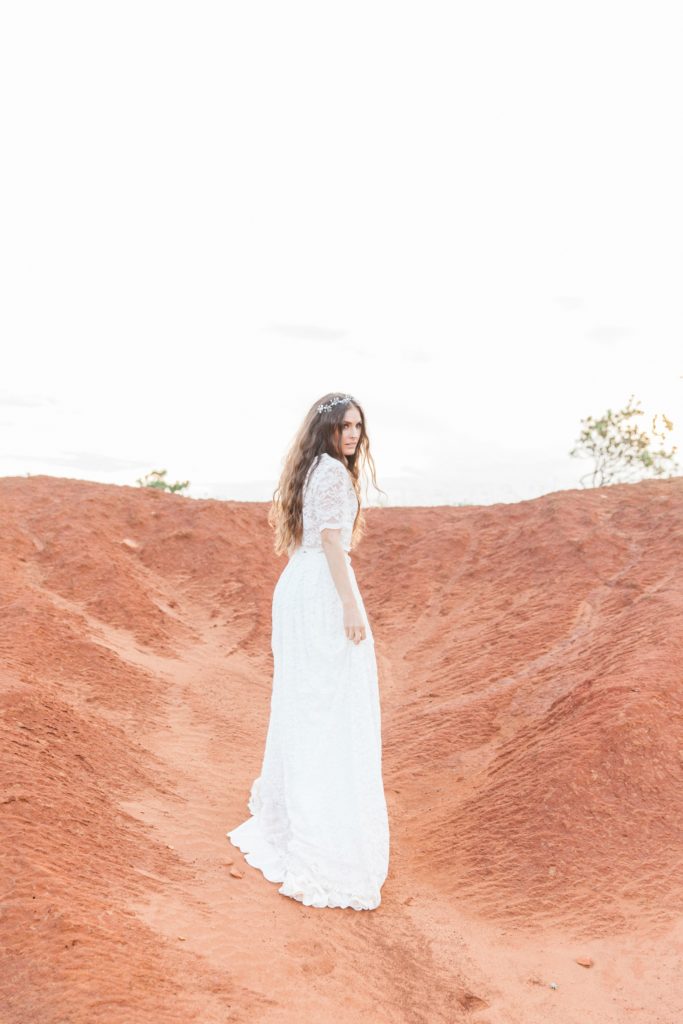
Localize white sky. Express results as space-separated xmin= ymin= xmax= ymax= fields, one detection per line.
xmin=1 ymin=1 xmax=681 ymax=506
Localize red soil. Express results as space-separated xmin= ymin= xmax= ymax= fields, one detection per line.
xmin=1 ymin=473 xmax=682 ymax=1024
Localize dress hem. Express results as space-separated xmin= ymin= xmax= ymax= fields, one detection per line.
xmin=226 ymin=819 xmax=383 ymax=912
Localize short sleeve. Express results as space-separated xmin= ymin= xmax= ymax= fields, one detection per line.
xmin=310 ymin=456 xmax=347 ymax=536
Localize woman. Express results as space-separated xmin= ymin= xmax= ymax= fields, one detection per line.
xmin=226 ymin=392 xmax=390 ymax=910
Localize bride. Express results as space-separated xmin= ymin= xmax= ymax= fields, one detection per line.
xmin=226 ymin=392 xmax=390 ymax=910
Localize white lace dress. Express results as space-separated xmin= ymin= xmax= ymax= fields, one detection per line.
xmin=226 ymin=452 xmax=390 ymax=910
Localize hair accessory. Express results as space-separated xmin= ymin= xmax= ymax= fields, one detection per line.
xmin=317 ymin=394 xmax=355 ymax=415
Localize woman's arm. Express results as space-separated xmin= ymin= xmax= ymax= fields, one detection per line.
xmin=321 ymin=529 xmax=366 ymax=644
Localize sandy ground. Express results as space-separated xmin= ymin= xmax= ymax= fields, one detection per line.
xmin=1 ymin=472 xmax=682 ymax=1024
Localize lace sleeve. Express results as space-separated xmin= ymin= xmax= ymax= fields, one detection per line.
xmin=310 ymin=457 xmax=347 ymax=535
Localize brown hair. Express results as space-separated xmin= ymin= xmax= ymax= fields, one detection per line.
xmin=268 ymin=392 xmax=386 ymax=557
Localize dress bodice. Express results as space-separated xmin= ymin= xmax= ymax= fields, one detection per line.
xmin=299 ymin=453 xmax=358 ymax=553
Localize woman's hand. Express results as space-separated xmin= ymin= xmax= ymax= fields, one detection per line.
xmin=343 ymin=599 xmax=366 ymax=645
xmin=319 ymin=533 xmax=366 ymax=645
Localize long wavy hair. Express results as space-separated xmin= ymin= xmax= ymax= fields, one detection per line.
xmin=268 ymin=392 xmax=386 ymax=557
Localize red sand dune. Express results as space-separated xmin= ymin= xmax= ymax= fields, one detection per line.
xmin=1 ymin=473 xmax=682 ymax=1024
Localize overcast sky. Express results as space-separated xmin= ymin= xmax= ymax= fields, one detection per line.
xmin=2 ymin=1 xmax=681 ymax=506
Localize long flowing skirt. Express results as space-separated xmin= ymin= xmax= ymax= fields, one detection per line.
xmin=226 ymin=545 xmax=390 ymax=910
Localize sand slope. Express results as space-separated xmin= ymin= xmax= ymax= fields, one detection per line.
xmin=1 ymin=473 xmax=682 ymax=1024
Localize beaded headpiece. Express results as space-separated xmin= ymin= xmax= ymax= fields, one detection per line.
xmin=317 ymin=394 xmax=356 ymax=415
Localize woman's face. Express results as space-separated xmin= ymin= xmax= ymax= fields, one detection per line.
xmin=339 ymin=405 xmax=362 ymax=459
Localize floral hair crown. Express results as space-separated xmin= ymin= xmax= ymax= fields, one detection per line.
xmin=317 ymin=394 xmax=356 ymax=415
